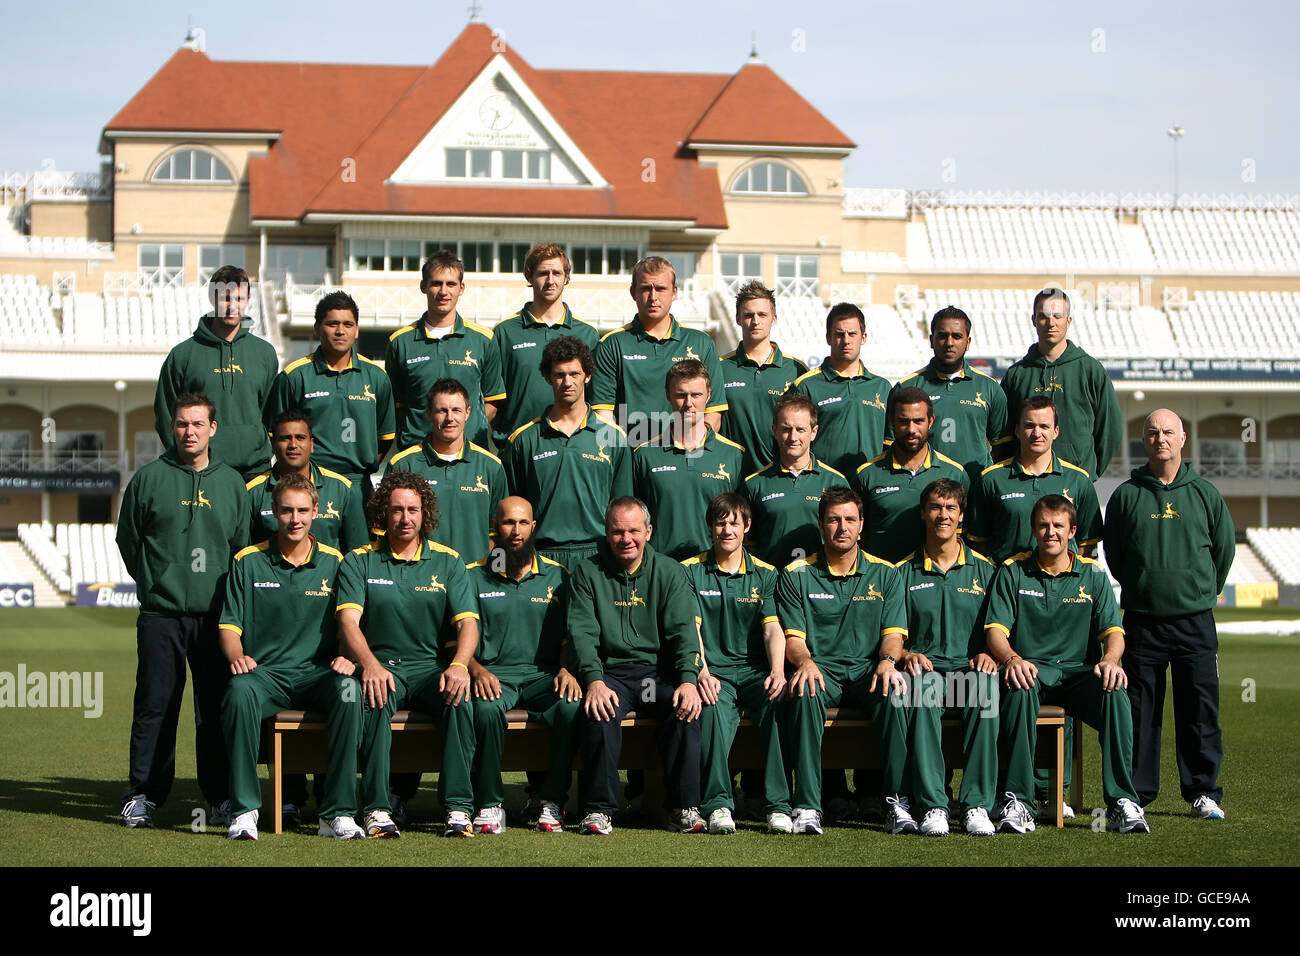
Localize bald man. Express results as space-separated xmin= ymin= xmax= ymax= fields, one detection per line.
xmin=1103 ymin=409 xmax=1234 ymax=820
xmin=465 ymin=496 xmax=581 ymax=833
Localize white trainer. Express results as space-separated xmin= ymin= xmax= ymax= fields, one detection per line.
xmin=1191 ymin=795 xmax=1225 ymax=820
xmin=121 ymin=794 xmax=155 ymax=829
xmin=364 ymin=809 xmax=401 ymax=839
xmin=473 ymin=804 xmax=506 ymax=835
xmin=767 ymin=811 xmax=794 ymax=834
xmin=669 ymin=807 xmax=706 ymax=833
xmin=537 ymin=801 xmax=565 ymax=833
xmin=792 ymin=807 xmax=823 ymax=835
xmin=579 ymin=811 xmax=613 ymax=835
xmin=996 ymin=793 xmax=1036 ymax=834
xmin=963 ymin=807 xmax=996 ymax=837
xmin=885 ymin=795 xmax=919 ymax=835
xmin=227 ymin=809 xmax=258 ymax=841
xmin=919 ymin=807 xmax=950 ymax=837
xmin=707 ymin=807 xmax=737 ymax=834
xmin=443 ymin=810 xmax=475 ymax=838
xmin=318 ymin=815 xmax=365 ymax=840
xmin=1108 ymin=798 xmax=1151 ymax=834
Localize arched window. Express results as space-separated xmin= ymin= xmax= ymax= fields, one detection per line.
xmin=151 ymin=149 xmax=234 ymax=184
xmin=731 ymin=161 xmax=808 ymax=196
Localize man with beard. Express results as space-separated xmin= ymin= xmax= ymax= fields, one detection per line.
xmin=466 ymin=497 xmax=582 ymax=834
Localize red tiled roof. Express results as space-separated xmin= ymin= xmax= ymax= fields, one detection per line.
xmin=687 ymin=62 xmax=855 ymax=149
xmin=104 ymin=24 xmax=850 ymax=227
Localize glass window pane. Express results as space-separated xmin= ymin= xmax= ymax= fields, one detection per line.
xmin=770 ymin=165 xmax=788 ymax=192
xmin=164 ymin=245 xmax=183 ymax=268
xmin=172 ymin=151 xmax=191 ymax=180
xmin=788 ymin=170 xmax=808 ymax=193
xmin=193 ymin=151 xmax=212 ymax=180
xmin=744 ymin=255 xmax=761 ymax=276
xmin=733 ymin=169 xmax=749 ymax=192
xmin=777 ymin=255 xmax=795 ymax=278
xmin=751 ymin=164 xmax=768 ymax=191
xmin=503 ymin=151 xmax=523 ymax=178
xmin=446 ymin=149 xmax=466 ymax=177
xmin=721 ymin=254 xmax=738 ymax=277
xmin=140 ymin=245 xmax=160 ymax=268
xmin=529 ymin=151 xmax=550 ymax=180
xmin=471 ymin=150 xmax=491 ymax=178
xmin=212 ymin=157 xmax=233 ymax=183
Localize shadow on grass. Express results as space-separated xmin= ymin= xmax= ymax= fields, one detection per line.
xmin=0 ymin=776 xmax=229 ymax=832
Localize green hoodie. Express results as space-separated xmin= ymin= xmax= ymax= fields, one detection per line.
xmin=998 ymin=341 xmax=1121 ymax=480
xmin=154 ymin=318 xmax=279 ymax=475
xmin=567 ymin=543 xmax=700 ymax=687
xmin=1102 ymin=463 xmax=1235 ymax=617
xmin=115 ymin=449 xmax=251 ymax=616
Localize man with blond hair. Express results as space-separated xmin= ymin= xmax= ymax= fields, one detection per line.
xmin=491 ymin=243 xmax=600 ymax=442
xmin=592 ymin=256 xmax=726 ymax=440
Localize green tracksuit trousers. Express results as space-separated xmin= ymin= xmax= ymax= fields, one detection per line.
xmin=223 ymin=665 xmax=361 ymax=819
xmin=700 ymin=667 xmax=787 ymax=816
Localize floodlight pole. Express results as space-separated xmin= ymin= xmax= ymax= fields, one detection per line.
xmin=1167 ymin=124 xmax=1185 ymax=208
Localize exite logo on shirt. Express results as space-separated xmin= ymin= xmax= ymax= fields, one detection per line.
xmin=874 ymin=486 xmax=901 ymax=496
xmin=304 ymin=390 xmax=330 ymax=400
xmin=512 ymin=342 xmax=538 ymax=350
xmin=908 ymin=582 xmax=936 ymax=592
xmin=699 ymin=589 xmax=722 ymax=597
xmin=808 ymin=592 xmax=835 ymax=600
xmin=622 ymin=354 xmax=648 ymax=361
xmin=253 ymin=581 xmax=281 ymax=589
xmin=761 ymin=492 xmax=784 ymax=503
xmin=1018 ymin=588 xmax=1045 ymax=598
xmin=1001 ymin=492 xmax=1026 ymax=501
xmin=367 ymin=577 xmax=395 ymax=586
xmin=532 ymin=450 xmax=558 ymax=462
xmin=818 ymin=396 xmax=841 ymax=407
xmin=725 ymin=380 xmax=746 ymax=389
xmin=479 ymin=591 xmax=506 ymax=599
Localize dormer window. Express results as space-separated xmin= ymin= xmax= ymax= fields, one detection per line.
xmin=731 ymin=161 xmax=807 ymax=196
xmin=151 ymin=148 xmax=234 ymax=184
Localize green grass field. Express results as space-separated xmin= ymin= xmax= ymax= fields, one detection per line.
xmin=2 ymin=607 xmax=1297 ymax=866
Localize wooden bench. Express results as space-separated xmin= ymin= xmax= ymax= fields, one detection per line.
xmin=262 ymin=705 xmax=1082 ymax=834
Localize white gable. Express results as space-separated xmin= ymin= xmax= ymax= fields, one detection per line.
xmin=389 ymin=54 xmax=608 ymax=188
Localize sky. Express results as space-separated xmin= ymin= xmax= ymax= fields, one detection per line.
xmin=2 ymin=0 xmax=1298 ymax=195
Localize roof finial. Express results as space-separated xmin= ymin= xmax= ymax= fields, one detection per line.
xmin=748 ymin=31 xmax=762 ymax=63
xmin=468 ymin=1 xmax=484 ymax=23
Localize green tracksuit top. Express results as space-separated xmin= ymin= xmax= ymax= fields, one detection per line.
xmin=591 ymin=317 xmax=727 ymax=432
xmin=567 ymin=544 xmax=701 ymax=687
xmin=387 ymin=439 xmax=507 ymax=561
xmin=219 ymin=538 xmax=343 ymax=670
xmin=263 ymin=346 xmax=396 ymax=477
xmin=681 ymin=549 xmax=780 ymax=674
xmin=743 ymin=457 xmax=849 ymax=567
xmin=852 ymin=446 xmax=970 ymax=563
xmin=1102 ymin=463 xmax=1236 ymax=617
xmin=491 ymin=303 xmax=601 ymax=440
xmin=384 ymin=313 xmax=506 ymax=451
xmin=466 ymin=552 xmax=568 ymax=669
xmin=719 ymin=342 xmax=808 ymax=477
xmin=967 ymin=454 xmax=1102 ymax=563
xmin=153 ymin=319 xmax=279 ymax=475
xmin=894 ymin=543 xmax=996 ymax=670
xmin=504 ymin=410 xmax=632 ymax=549
xmin=792 ymin=360 xmax=891 ymax=476
xmin=890 ymin=361 xmax=1009 ymax=473
xmin=776 ymin=549 xmax=908 ymax=683
xmin=335 ymin=537 xmax=478 ymax=663
xmin=632 ymin=427 xmax=746 ymax=561
xmin=983 ymin=550 xmax=1123 ymax=671
xmin=998 ymin=342 xmax=1122 ymax=480
xmin=115 ymin=448 xmax=251 ymax=616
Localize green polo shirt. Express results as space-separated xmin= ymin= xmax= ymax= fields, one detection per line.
xmin=245 ymin=463 xmax=370 ymax=554
xmin=681 ymin=549 xmax=779 ymax=674
xmin=264 ymin=346 xmax=396 ymax=478
xmin=567 ymin=543 xmax=700 ymax=686
xmin=967 ymin=454 xmax=1103 ymax=563
xmin=384 ymin=313 xmax=506 ymax=451
xmin=889 ymin=361 xmax=1009 ymax=475
xmin=591 ymin=317 xmax=727 ymax=436
xmin=720 ymin=342 xmax=808 ymax=477
xmin=387 ymin=440 xmax=506 ymax=560
xmin=853 ymin=446 xmax=970 ymax=563
xmin=894 ymin=542 xmax=995 ymax=670
xmin=792 ymin=360 xmax=892 ymax=476
xmin=219 ymin=537 xmax=343 ymax=671
xmin=632 ymin=427 xmax=746 ymax=561
xmin=466 ymin=552 xmax=568 ymax=669
xmin=492 ymin=302 xmax=601 ymax=441
xmin=742 ymin=457 xmax=848 ymax=567
xmin=983 ymin=550 xmax=1123 ymax=672
xmin=335 ymin=537 xmax=478 ymax=662
xmin=504 ymin=409 xmax=632 ymax=550
xmin=776 ymin=549 xmax=907 ymax=683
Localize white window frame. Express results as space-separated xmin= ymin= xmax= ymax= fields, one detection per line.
xmin=730 ymin=161 xmax=808 ymax=196
xmin=775 ymin=254 xmax=819 ymax=297
xmin=151 ymin=148 xmax=234 ymax=184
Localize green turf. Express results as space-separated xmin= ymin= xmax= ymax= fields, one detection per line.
xmin=1 ymin=607 xmax=1297 ymax=866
